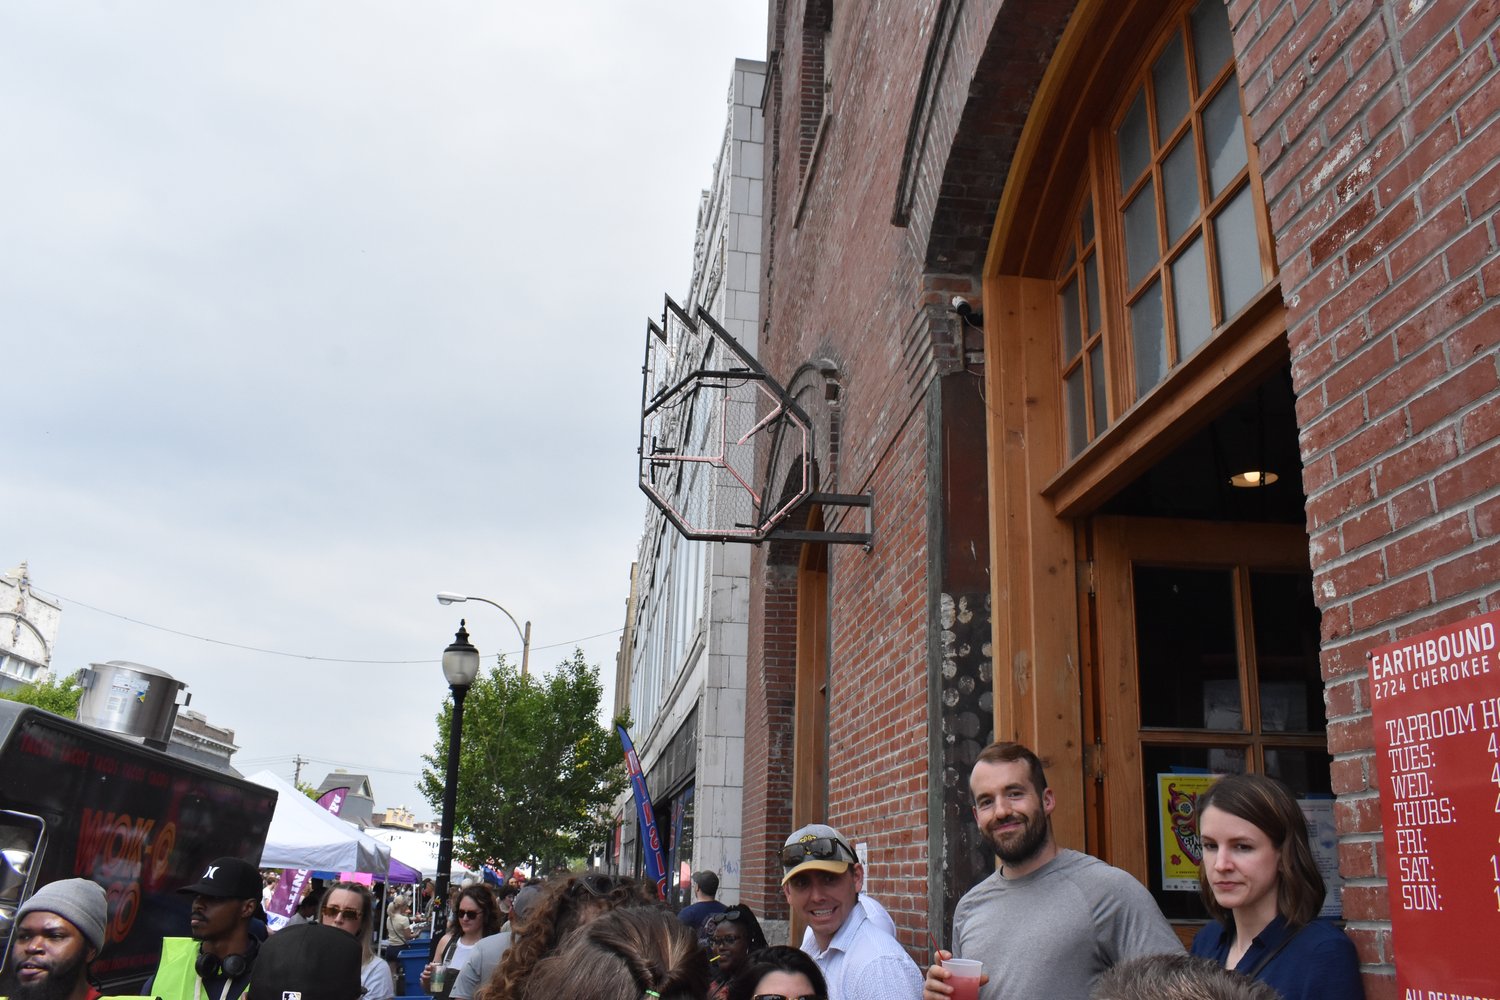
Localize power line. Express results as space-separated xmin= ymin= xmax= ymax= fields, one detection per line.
xmin=36 ymin=589 xmax=623 ymax=665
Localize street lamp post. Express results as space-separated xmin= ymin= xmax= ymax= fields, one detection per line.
xmin=433 ymin=619 xmax=480 ymax=940
xmin=435 ymin=591 xmax=531 ymax=676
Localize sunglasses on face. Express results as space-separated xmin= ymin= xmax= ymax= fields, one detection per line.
xmin=779 ymin=836 xmax=857 ymax=868
xmin=753 ymin=995 xmax=818 ymax=1000
xmin=710 ymin=933 xmax=744 ymax=947
xmin=322 ymin=906 xmax=362 ymax=922
xmin=457 ymin=908 xmax=483 ymax=921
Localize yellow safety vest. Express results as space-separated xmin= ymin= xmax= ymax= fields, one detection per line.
xmin=147 ymin=937 xmax=246 ymax=1000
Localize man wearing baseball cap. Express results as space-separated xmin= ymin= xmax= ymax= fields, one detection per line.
xmin=144 ymin=857 xmax=264 ymax=1000
xmin=3 ymin=878 xmax=108 ymax=1000
xmin=246 ymin=923 xmax=361 ymax=1000
xmin=781 ymin=824 xmax=923 ymax=1000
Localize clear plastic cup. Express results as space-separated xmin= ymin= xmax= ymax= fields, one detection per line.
xmin=942 ymin=957 xmax=983 ymax=1000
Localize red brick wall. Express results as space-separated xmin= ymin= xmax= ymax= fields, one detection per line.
xmin=1231 ymin=0 xmax=1500 ymax=990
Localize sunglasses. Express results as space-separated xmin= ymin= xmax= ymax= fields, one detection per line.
xmin=457 ymin=908 xmax=483 ymax=920
xmin=753 ymin=995 xmax=818 ymax=1000
xmin=779 ymin=836 xmax=857 ymax=868
xmin=322 ymin=905 xmax=362 ymax=922
xmin=710 ymin=932 xmax=744 ymax=946
xmin=570 ymin=874 xmax=618 ymax=898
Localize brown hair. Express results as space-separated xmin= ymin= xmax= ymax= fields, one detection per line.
xmin=477 ymin=873 xmax=660 ymax=1000
xmin=520 ymin=906 xmax=706 ymax=1000
xmin=454 ymin=883 xmax=504 ymax=937
xmin=972 ymin=741 xmax=1049 ymax=799
xmin=1195 ymin=773 xmax=1325 ymax=928
xmin=1093 ymin=953 xmax=1282 ymax=1000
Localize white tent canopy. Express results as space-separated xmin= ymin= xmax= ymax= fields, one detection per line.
xmin=364 ymin=828 xmax=473 ymax=880
xmin=247 ymin=769 xmax=393 ymax=875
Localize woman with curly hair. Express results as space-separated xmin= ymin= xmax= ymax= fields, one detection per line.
xmin=421 ymin=884 xmax=502 ymax=998
xmin=475 ymin=873 xmax=659 ymax=1000
xmin=520 ymin=906 xmax=707 ymax=1000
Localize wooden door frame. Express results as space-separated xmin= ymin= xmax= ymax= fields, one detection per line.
xmin=1090 ymin=515 xmax=1313 ymax=885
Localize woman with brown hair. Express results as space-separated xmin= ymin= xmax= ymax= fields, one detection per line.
xmin=421 ymin=884 xmax=502 ymax=998
xmin=475 ymin=873 xmax=659 ymax=1000
xmin=1190 ymin=774 xmax=1363 ymax=1000
xmin=520 ymin=906 xmax=708 ymax=1000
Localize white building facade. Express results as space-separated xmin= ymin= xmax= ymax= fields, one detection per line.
xmin=613 ymin=59 xmax=765 ymax=906
xmin=1 ymin=563 xmax=62 ymax=687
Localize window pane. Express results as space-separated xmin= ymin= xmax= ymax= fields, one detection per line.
xmin=1135 ymin=566 xmax=1241 ymax=729
xmin=1089 ymin=342 xmax=1108 ymax=432
xmin=1060 ymin=278 xmax=1082 ymax=359
xmin=1192 ymin=0 xmax=1235 ymax=91
xmin=1153 ymin=33 xmax=1191 ymax=138
xmin=1213 ymin=184 xmax=1262 ymax=319
xmin=1118 ymin=90 xmax=1151 ymax=192
xmin=1131 ymin=279 xmax=1167 ymax=394
xmin=1251 ymin=572 xmax=1326 ymax=735
xmin=1142 ymin=744 xmax=1246 ymax=919
xmin=1124 ymin=181 xmax=1160 ymax=289
xmin=1172 ymin=236 xmax=1213 ymax=360
xmin=1084 ymin=254 xmax=1101 ymax=336
xmin=1065 ymin=366 xmax=1089 ymax=457
xmin=1203 ymin=79 xmax=1249 ymax=197
xmin=1082 ymin=197 xmax=1095 ymax=247
xmin=1162 ymin=132 xmax=1202 ymax=243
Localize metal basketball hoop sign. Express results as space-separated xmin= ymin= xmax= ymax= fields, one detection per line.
xmin=638 ymin=296 xmax=814 ymax=542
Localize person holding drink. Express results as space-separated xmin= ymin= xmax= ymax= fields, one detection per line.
xmin=421 ymin=884 xmax=501 ymax=998
xmin=924 ymin=742 xmax=1180 ymax=1000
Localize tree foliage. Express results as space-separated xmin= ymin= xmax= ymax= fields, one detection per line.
xmin=0 ymin=673 xmax=83 ymax=717
xmin=420 ymin=648 xmax=626 ymax=871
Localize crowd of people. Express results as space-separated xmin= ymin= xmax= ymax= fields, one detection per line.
xmin=1 ymin=741 xmax=1364 ymax=1000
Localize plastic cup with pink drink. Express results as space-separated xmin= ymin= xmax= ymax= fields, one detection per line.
xmin=942 ymin=957 xmax=983 ymax=1000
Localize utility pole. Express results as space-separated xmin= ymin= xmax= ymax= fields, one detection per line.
xmin=293 ymin=754 xmax=308 ymax=786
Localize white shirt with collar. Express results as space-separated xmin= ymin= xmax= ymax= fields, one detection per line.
xmin=799 ymin=897 xmax=924 ymax=1000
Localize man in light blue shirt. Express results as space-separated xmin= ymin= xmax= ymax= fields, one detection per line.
xmin=782 ymin=824 xmax=924 ymax=1000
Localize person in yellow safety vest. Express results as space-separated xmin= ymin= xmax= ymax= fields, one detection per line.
xmin=144 ymin=858 xmax=264 ymax=1000
xmin=1 ymin=877 xmax=153 ymax=1000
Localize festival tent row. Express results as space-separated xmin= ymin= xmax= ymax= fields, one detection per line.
xmin=246 ymin=769 xmax=422 ymax=882
xmin=364 ymin=827 xmax=473 ymax=880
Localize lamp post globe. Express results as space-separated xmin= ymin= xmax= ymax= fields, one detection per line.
xmin=434 ymin=620 xmax=479 ymax=940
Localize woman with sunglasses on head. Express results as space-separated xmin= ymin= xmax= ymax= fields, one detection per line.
xmin=476 ymin=872 xmax=660 ymax=1000
xmin=422 ymin=884 xmax=502 ymax=999
xmin=707 ymin=904 xmax=769 ymax=999
xmin=727 ymin=945 xmax=829 ymax=1000
xmin=319 ymin=880 xmax=395 ymax=1000
xmin=1191 ymin=774 xmax=1363 ymax=1000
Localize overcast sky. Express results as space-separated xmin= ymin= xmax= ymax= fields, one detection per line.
xmin=2 ymin=2 xmax=768 ymax=819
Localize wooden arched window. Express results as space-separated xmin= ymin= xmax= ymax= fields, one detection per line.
xmin=1053 ymin=0 xmax=1278 ymax=461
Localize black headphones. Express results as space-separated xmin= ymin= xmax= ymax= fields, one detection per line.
xmin=196 ymin=938 xmax=257 ymax=981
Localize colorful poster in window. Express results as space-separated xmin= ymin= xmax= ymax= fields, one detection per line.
xmin=1157 ymin=773 xmax=1218 ymax=891
xmin=1369 ymin=609 xmax=1500 ymax=998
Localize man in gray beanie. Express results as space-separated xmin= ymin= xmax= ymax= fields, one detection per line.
xmin=5 ymin=878 xmax=108 ymax=1000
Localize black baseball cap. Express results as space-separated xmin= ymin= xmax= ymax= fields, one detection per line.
xmin=248 ymin=923 xmax=362 ymax=1000
xmin=178 ymin=857 xmax=267 ymax=920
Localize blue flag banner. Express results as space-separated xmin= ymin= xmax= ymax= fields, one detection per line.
xmin=617 ymin=724 xmax=667 ymax=899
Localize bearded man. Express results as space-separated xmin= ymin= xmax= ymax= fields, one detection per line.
xmin=3 ymin=879 xmax=108 ymax=1000
xmin=923 ymin=742 xmax=1181 ymax=1000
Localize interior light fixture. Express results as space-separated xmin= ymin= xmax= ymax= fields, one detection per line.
xmin=1229 ymin=469 xmax=1279 ymax=488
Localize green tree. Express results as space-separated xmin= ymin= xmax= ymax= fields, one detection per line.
xmin=0 ymin=673 xmax=83 ymax=717
xmin=420 ymin=648 xmax=627 ymax=871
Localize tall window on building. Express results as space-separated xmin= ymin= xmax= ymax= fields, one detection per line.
xmin=1058 ymin=0 xmax=1274 ymax=456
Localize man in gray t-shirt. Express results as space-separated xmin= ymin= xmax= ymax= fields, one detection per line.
xmin=923 ymin=742 xmax=1181 ymax=1000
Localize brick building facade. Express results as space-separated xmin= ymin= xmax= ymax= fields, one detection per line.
xmin=740 ymin=0 xmax=1500 ymax=994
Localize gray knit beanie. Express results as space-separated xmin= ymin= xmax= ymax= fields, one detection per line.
xmin=15 ymin=879 xmax=108 ymax=954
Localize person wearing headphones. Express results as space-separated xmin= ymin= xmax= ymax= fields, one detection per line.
xmin=146 ymin=857 xmax=265 ymax=1000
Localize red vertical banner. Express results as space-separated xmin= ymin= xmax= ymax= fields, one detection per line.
xmin=1368 ymin=609 xmax=1500 ymax=997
